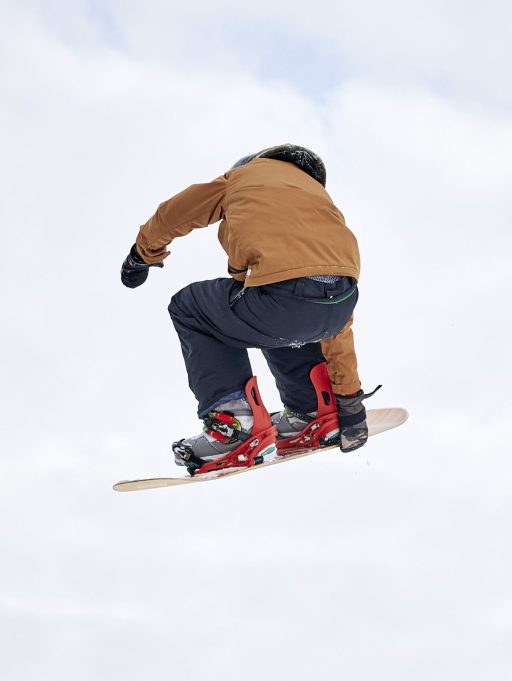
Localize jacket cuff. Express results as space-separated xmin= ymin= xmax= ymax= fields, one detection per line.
xmin=332 ymin=379 xmax=362 ymax=396
xmin=135 ymin=238 xmax=170 ymax=264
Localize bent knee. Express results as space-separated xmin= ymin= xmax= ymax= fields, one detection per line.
xmin=168 ymin=291 xmax=182 ymax=319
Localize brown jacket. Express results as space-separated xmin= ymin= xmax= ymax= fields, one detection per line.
xmin=136 ymin=158 xmax=362 ymax=394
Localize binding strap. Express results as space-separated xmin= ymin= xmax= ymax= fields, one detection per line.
xmin=172 ymin=439 xmax=207 ymax=471
xmin=203 ymin=411 xmax=251 ymax=444
xmin=283 ymin=408 xmax=315 ymax=424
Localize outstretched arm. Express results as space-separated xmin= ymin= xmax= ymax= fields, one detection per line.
xmin=322 ymin=317 xmax=374 ymax=452
xmin=320 ymin=316 xmax=361 ymax=396
xmin=136 ymin=174 xmax=228 ymax=263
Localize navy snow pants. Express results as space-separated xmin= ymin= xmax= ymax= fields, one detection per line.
xmin=168 ymin=277 xmax=358 ymax=418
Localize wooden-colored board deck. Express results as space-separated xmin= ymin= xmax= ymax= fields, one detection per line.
xmin=113 ymin=407 xmax=408 ymax=492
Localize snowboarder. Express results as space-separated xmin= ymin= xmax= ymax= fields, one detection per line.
xmin=121 ymin=144 xmax=377 ymax=476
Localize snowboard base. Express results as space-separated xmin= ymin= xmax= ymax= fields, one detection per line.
xmin=113 ymin=407 xmax=408 ymax=492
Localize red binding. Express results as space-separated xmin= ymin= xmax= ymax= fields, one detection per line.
xmin=276 ymin=362 xmax=340 ymax=455
xmin=195 ymin=376 xmax=278 ymax=475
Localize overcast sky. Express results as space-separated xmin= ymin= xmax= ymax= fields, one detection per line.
xmin=1 ymin=1 xmax=512 ymax=680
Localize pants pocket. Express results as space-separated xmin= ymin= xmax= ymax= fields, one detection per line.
xmin=228 ymin=283 xmax=246 ymax=308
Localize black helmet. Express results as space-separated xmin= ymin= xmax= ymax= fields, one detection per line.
xmin=231 ymin=143 xmax=326 ymax=186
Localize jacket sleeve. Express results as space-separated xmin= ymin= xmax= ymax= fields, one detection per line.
xmin=320 ymin=316 xmax=361 ymax=396
xmin=135 ymin=174 xmax=227 ymax=263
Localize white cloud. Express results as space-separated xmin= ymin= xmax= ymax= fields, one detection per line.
xmin=29 ymin=0 xmax=510 ymax=108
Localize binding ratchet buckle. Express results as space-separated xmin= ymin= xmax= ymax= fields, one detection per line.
xmin=203 ymin=411 xmax=251 ymax=444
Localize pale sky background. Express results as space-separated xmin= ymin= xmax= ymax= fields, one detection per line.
xmin=1 ymin=1 xmax=512 ymax=679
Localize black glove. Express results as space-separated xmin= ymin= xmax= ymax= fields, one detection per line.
xmin=121 ymin=244 xmax=164 ymax=289
xmin=336 ymin=385 xmax=381 ymax=452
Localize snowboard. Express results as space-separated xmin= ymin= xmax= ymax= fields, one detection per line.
xmin=113 ymin=407 xmax=408 ymax=492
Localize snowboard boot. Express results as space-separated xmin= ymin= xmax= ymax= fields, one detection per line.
xmin=172 ymin=376 xmax=278 ymax=476
xmin=272 ymin=362 xmax=341 ymax=455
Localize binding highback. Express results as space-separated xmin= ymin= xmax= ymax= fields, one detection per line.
xmin=309 ymin=362 xmax=337 ymax=417
xmin=244 ymin=375 xmax=273 ymax=433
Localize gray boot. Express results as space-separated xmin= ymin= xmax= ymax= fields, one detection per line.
xmin=272 ymin=407 xmax=318 ymax=438
xmin=173 ymin=397 xmax=254 ymax=467
xmin=272 ymin=406 xmax=340 ymax=449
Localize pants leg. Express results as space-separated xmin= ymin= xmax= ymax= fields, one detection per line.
xmin=169 ymin=279 xmax=253 ymax=417
xmin=262 ymin=343 xmax=326 ymax=414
